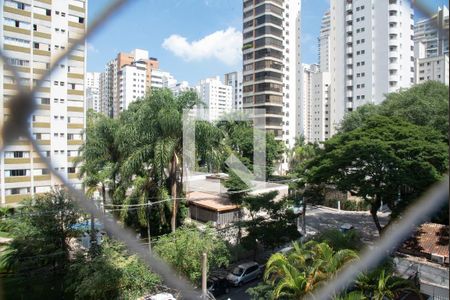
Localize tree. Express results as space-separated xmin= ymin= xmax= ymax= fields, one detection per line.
xmin=117 ymin=89 xmax=201 ymax=234
xmin=0 ymin=190 xmax=81 ymax=298
xmin=153 ymin=225 xmax=230 ymax=284
xmin=313 ymin=228 xmax=363 ymax=251
xmin=66 ymin=239 xmax=161 ymax=299
xmin=263 ymin=241 xmax=358 ymax=299
xmin=307 ymin=115 xmax=448 ymax=233
xmin=218 ymin=119 xmax=284 ymax=176
xmin=355 ymin=269 xmax=419 ymax=300
xmin=240 ymin=191 xmax=301 ymax=255
xmin=78 ymin=110 xmax=121 ymax=208
xmin=339 ymin=81 xmax=448 ymax=139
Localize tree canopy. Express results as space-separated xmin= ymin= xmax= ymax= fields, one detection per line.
xmin=307 ymin=115 xmax=448 ymax=233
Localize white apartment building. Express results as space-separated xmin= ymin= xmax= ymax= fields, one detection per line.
xmin=170 ymin=80 xmax=192 ymax=97
xmin=224 ymin=71 xmax=243 ymax=110
xmin=196 ymin=76 xmax=232 ymax=122
xmin=414 ymin=6 xmax=449 ymax=86
xmin=150 ymin=69 xmax=176 ymax=89
xmin=101 ymin=49 xmax=159 ymax=118
xmin=318 ymin=11 xmax=331 ymax=72
xmin=299 ymin=64 xmax=330 ymax=143
xmin=415 ymin=52 xmax=449 ymax=85
xmin=242 ymin=0 xmax=301 ymax=149
xmin=329 ymin=0 xmax=415 ymax=135
xmin=86 ymin=72 xmax=100 ymax=112
xmin=414 ymin=5 xmax=448 ymax=58
xmin=0 ymin=0 xmax=87 ymax=205
xmin=118 ymin=60 xmax=147 ymax=112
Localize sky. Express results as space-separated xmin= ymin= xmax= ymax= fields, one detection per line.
xmin=87 ymin=0 xmax=448 ymax=86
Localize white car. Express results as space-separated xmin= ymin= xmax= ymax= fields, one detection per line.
xmin=226 ymin=262 xmax=262 ymax=286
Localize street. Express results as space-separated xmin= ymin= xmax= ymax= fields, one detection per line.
xmin=216 ymin=279 xmax=261 ymax=300
xmin=305 ymin=205 xmax=389 ymax=244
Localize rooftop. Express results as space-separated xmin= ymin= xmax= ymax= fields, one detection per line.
xmin=401 ymin=223 xmax=449 ymax=261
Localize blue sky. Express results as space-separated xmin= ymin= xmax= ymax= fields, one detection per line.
xmin=87 ymin=0 xmax=447 ymax=86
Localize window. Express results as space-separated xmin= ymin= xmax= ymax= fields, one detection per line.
xmin=79 ymin=17 xmax=84 ymax=24
xmin=10 ymin=169 xmax=27 ymax=176
xmin=68 ymin=167 xmax=76 ymax=174
xmin=46 ymin=9 xmax=51 ymax=16
xmin=34 ymin=42 xmax=39 ymax=49
xmin=33 ymin=24 xmax=37 ymax=31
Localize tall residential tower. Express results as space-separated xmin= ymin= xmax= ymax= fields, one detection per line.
xmin=0 ymin=0 xmax=87 ymax=205
xmin=329 ymin=0 xmax=415 ymax=135
xmin=242 ymin=0 xmax=301 ymax=149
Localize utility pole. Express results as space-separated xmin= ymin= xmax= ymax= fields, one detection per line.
xmin=147 ymin=200 xmax=152 ymax=253
xmin=201 ymin=252 xmax=207 ymax=299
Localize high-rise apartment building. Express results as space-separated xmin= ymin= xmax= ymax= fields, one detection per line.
xmin=414 ymin=6 xmax=448 ymax=58
xmin=100 ymin=49 xmax=159 ymax=118
xmin=151 ymin=70 xmax=177 ymax=89
xmin=196 ymin=76 xmax=232 ymax=122
xmin=414 ymin=6 xmax=449 ymax=85
xmin=0 ymin=0 xmax=87 ymax=205
xmin=318 ymin=11 xmax=331 ymax=72
xmin=299 ymin=64 xmax=330 ymax=143
xmin=329 ymin=0 xmax=415 ymax=135
xmin=242 ymin=0 xmax=301 ymax=149
xmin=86 ymin=72 xmax=100 ymax=112
xmin=224 ymin=71 xmax=243 ymax=110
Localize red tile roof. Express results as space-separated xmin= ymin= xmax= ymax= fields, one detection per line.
xmin=401 ymin=223 xmax=449 ymax=259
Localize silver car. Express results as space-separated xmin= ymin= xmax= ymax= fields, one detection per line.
xmin=226 ymin=262 xmax=262 ymax=286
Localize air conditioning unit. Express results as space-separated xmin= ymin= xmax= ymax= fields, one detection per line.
xmin=431 ymin=253 xmax=445 ymax=264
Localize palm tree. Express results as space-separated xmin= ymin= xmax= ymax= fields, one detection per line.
xmin=118 ymin=89 xmax=201 ymax=233
xmin=77 ymin=110 xmax=121 ymax=209
xmin=356 ymin=269 xmax=420 ymax=300
xmin=264 ymin=241 xmax=358 ymax=299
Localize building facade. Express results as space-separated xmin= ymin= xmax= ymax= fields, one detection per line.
xmin=242 ymin=0 xmax=301 ymax=149
xmin=414 ymin=6 xmax=448 ymax=58
xmin=414 ymin=6 xmax=449 ymax=85
xmin=329 ymin=0 xmax=415 ymax=135
xmin=0 ymin=0 xmax=87 ymax=205
xmin=86 ymin=72 xmax=100 ymax=112
xmin=318 ymin=11 xmax=331 ymax=72
xmin=224 ymin=71 xmax=243 ymax=110
xmin=100 ymin=49 xmax=159 ymax=118
xmin=299 ymin=64 xmax=330 ymax=143
xmin=196 ymin=76 xmax=232 ymax=122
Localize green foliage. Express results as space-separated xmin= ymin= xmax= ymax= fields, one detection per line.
xmin=0 ymin=190 xmax=80 ymax=274
xmin=66 ymin=239 xmax=160 ymax=299
xmin=339 ymin=81 xmax=449 ymax=139
xmin=308 ymin=115 xmax=448 ymax=232
xmin=240 ymin=192 xmax=301 ymax=250
xmin=153 ymin=225 xmax=230 ymax=284
xmin=0 ymin=190 xmax=81 ymax=299
xmin=313 ymin=229 xmax=363 ymax=251
xmin=263 ymin=241 xmax=358 ymax=299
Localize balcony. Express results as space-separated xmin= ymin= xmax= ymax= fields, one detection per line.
xmin=346 ymin=58 xmax=353 ymax=65
xmin=346 ymin=14 xmax=353 ymax=22
xmin=346 ymin=3 xmax=352 ymax=12
xmin=346 ymin=36 xmax=353 ymax=44
xmin=346 ymin=80 xmax=353 ymax=86
xmin=388 ymin=74 xmax=398 ymax=82
xmin=346 ymin=101 xmax=353 ymax=109
xmin=346 ymin=90 xmax=353 ymax=97
xmin=346 ymin=25 xmax=353 ymax=33
xmin=346 ymin=69 xmax=353 ymax=76
xmin=346 ymin=47 xmax=353 ymax=54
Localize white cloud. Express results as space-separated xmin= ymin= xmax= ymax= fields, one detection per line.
xmin=87 ymin=43 xmax=98 ymax=53
xmin=162 ymin=27 xmax=242 ymax=66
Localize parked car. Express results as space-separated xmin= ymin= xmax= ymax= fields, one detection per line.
xmin=207 ymin=276 xmax=230 ymax=297
xmin=339 ymin=223 xmax=354 ymax=233
xmin=226 ymin=262 xmax=262 ymax=286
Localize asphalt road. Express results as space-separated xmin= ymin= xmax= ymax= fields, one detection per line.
xmin=216 ymin=279 xmax=261 ymax=300
xmin=304 ymin=205 xmax=390 ymax=244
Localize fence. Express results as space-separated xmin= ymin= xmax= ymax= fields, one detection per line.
xmin=0 ymin=0 xmax=448 ymax=299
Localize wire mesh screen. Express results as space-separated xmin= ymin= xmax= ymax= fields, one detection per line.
xmin=0 ymin=0 xmax=448 ymax=299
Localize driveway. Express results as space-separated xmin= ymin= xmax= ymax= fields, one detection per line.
xmin=216 ymin=278 xmax=260 ymax=300
xmin=304 ymin=205 xmax=390 ymax=244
